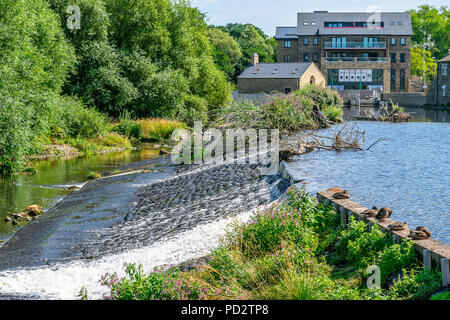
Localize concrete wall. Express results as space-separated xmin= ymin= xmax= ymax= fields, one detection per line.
xmin=382 ymin=92 xmax=426 ymax=107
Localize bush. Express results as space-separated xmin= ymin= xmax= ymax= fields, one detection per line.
xmin=113 ymin=112 xmax=143 ymax=140
xmin=136 ymin=118 xmax=187 ymax=141
xmin=101 ymin=264 xmax=206 ymax=300
xmin=100 ymin=133 xmax=132 ymax=148
xmin=215 ymin=86 xmax=343 ymax=131
xmin=387 ymin=268 xmax=442 ymax=300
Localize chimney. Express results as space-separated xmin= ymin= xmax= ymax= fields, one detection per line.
xmin=252 ymin=53 xmax=259 ymax=65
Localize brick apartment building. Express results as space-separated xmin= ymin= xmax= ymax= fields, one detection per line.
xmin=276 ymin=11 xmax=413 ymax=94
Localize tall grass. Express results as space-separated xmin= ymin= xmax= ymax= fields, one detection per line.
xmin=136 ymin=118 xmax=187 ymax=141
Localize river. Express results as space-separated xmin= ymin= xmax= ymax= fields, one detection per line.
xmin=0 ymin=106 xmax=448 ymax=299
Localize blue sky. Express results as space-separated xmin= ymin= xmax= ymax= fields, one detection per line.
xmin=191 ymin=0 xmax=447 ymax=36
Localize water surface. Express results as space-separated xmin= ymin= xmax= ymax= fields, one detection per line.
xmin=290 ymin=109 xmax=450 ymax=244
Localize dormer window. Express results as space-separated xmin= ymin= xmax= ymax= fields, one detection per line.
xmin=303 ymin=22 xmax=309 ymax=26
xmin=398 ymin=21 xmax=403 ymax=25
xmin=311 ymin=22 xmax=316 ymax=26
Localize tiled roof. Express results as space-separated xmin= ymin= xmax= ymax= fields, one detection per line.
xmin=275 ymin=26 xmax=298 ymax=39
xmin=297 ymin=12 xmax=413 ymax=36
xmin=238 ymin=63 xmax=312 ymax=79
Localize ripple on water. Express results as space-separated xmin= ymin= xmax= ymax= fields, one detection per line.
xmin=290 ymin=121 xmax=450 ymax=244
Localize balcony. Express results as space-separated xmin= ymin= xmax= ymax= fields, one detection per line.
xmin=323 ymin=57 xmax=388 ymax=63
xmin=324 ymin=41 xmax=387 ymax=49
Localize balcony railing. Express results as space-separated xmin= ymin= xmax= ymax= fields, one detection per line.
xmin=323 ymin=57 xmax=388 ymax=63
xmin=324 ymin=41 xmax=387 ymax=49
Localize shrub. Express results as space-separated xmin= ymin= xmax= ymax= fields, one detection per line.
xmin=100 ymin=133 xmax=132 ymax=148
xmin=387 ymin=268 xmax=442 ymax=300
xmin=101 ymin=264 xmax=206 ymax=300
xmin=377 ymin=241 xmax=416 ymax=283
xmin=430 ymin=291 xmax=450 ymax=300
xmin=87 ymin=172 xmax=101 ymax=180
xmin=136 ymin=118 xmax=187 ymax=141
xmin=113 ymin=112 xmax=143 ymax=140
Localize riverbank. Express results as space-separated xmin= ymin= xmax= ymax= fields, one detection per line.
xmin=96 ymin=186 xmax=447 ymax=300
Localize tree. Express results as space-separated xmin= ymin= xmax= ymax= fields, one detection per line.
xmin=208 ymin=28 xmax=242 ymax=82
xmin=215 ymin=23 xmax=277 ymax=81
xmin=0 ymin=0 xmax=74 ymax=171
xmin=410 ymin=47 xmax=437 ymax=82
xmin=409 ymin=5 xmax=449 ymax=59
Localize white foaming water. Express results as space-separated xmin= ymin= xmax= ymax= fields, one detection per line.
xmin=0 ymin=205 xmax=265 ymax=300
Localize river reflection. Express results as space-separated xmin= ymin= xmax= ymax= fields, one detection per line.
xmin=0 ymin=144 xmax=161 ymax=238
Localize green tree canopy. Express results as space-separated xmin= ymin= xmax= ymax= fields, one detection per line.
xmin=408 ymin=5 xmax=449 ymax=59
xmin=410 ymin=47 xmax=437 ymax=82
xmin=213 ymin=23 xmax=277 ymax=82
xmin=0 ymin=0 xmax=75 ymax=171
xmin=208 ymin=28 xmax=243 ymax=82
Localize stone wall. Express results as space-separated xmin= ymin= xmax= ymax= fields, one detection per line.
xmin=277 ymin=40 xmax=299 ymax=63
xmin=382 ymin=92 xmax=426 ymax=107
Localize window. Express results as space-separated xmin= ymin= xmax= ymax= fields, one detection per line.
xmin=284 ymin=40 xmax=291 ymax=48
xmin=311 ymin=22 xmax=316 ymax=26
xmin=313 ymin=37 xmax=318 ymax=45
xmin=400 ymin=38 xmax=406 ymax=45
xmin=313 ymin=53 xmax=318 ymax=62
xmin=390 ymin=21 xmax=395 ymax=25
xmin=391 ymin=37 xmax=396 ymax=45
xmin=400 ymin=69 xmax=405 ymax=92
xmin=304 ymin=37 xmax=309 ymax=45
xmin=398 ymin=21 xmax=403 ymax=25
xmin=391 ymin=53 xmax=396 ymax=63
xmin=284 ymin=55 xmax=291 ymax=62
xmin=285 ymin=88 xmax=292 ymax=94
xmin=391 ymin=69 xmax=396 ymax=91
xmin=303 ymin=22 xmax=309 ymax=26
xmin=303 ymin=53 xmax=309 ymax=62
xmin=442 ymin=63 xmax=448 ymax=75
xmin=400 ymin=53 xmax=406 ymax=63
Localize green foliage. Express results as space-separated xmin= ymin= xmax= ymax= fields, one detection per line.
xmin=378 ymin=241 xmax=416 ymax=283
xmin=410 ymin=47 xmax=438 ymax=82
xmin=87 ymin=172 xmax=101 ymax=180
xmin=216 ymin=23 xmax=276 ymax=81
xmin=208 ymin=27 xmax=243 ymax=82
xmin=387 ymin=268 xmax=442 ymax=300
xmin=0 ymin=0 xmax=74 ymax=172
xmin=100 ymin=133 xmax=132 ymax=148
xmin=95 ymin=187 xmax=442 ymax=301
xmin=215 ymin=86 xmax=342 ymax=131
xmin=408 ymin=5 xmax=449 ymax=59
xmin=297 ymin=85 xmax=343 ymax=110
xmin=430 ymin=290 xmax=450 ymax=300
xmin=137 ymin=119 xmax=187 ymax=141
xmin=101 ymin=263 xmax=206 ymax=300
xmin=113 ymin=112 xmax=143 ymax=140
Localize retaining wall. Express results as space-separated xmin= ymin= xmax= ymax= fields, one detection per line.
xmin=279 ymin=160 xmax=450 ymax=287
xmin=382 ymin=92 xmax=427 ymax=107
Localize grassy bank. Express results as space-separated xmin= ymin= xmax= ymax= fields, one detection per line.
xmin=214 ymin=86 xmax=343 ymax=131
xmin=92 ymin=187 xmax=446 ymax=300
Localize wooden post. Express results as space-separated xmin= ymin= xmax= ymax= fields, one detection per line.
xmin=423 ymin=250 xmax=431 ymax=270
xmin=441 ymin=258 xmax=449 ymax=287
xmin=392 ymin=234 xmax=399 ymax=244
xmin=339 ymin=207 xmax=347 ymax=227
